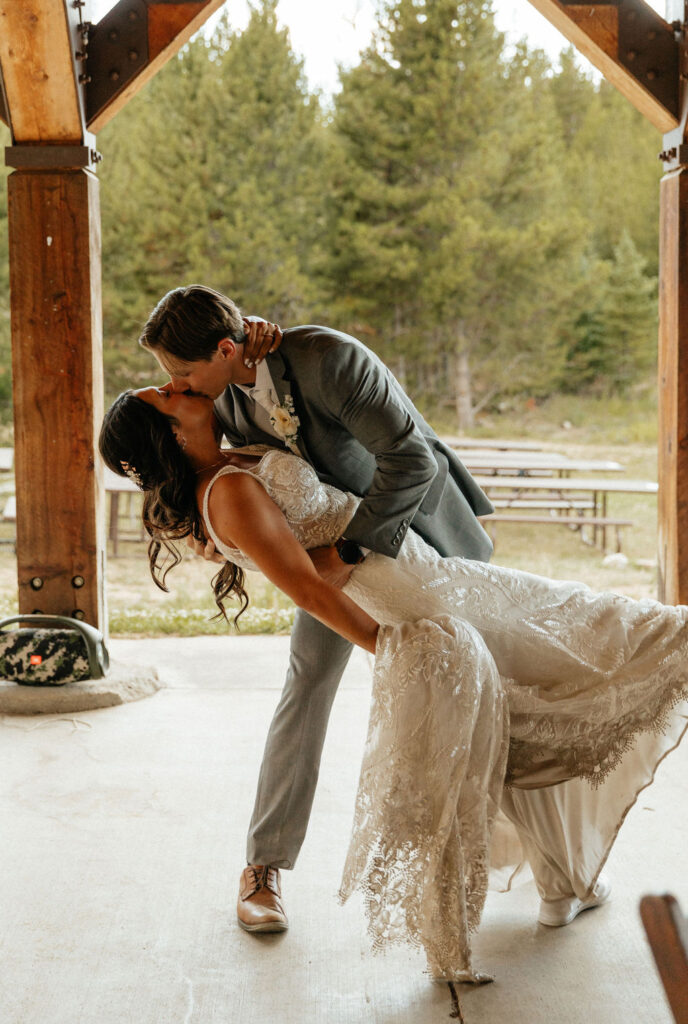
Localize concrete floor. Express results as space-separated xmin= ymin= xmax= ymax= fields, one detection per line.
xmin=0 ymin=635 xmax=686 ymax=1024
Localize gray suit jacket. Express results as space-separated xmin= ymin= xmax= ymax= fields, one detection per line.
xmin=213 ymin=326 xmax=493 ymax=561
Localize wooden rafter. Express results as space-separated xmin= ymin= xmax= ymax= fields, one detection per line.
xmin=0 ymin=0 xmax=83 ymax=142
xmin=87 ymin=0 xmax=225 ymax=133
xmin=528 ymin=0 xmax=681 ymax=132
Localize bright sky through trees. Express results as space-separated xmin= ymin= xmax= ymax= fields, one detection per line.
xmin=90 ymin=0 xmax=667 ymax=96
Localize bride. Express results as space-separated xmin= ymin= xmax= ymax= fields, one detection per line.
xmin=100 ymin=385 xmax=688 ymax=983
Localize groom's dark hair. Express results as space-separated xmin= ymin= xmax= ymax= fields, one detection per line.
xmin=139 ymin=285 xmax=245 ymax=362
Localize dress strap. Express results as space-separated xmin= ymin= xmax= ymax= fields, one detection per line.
xmin=202 ymin=463 xmax=270 ymax=560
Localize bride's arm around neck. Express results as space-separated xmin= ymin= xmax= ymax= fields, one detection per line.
xmin=205 ymin=472 xmax=379 ymax=654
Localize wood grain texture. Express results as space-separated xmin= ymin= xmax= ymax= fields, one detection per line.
xmin=87 ymin=0 xmax=224 ymax=133
xmin=527 ymin=0 xmax=679 ymax=131
xmin=8 ymin=169 xmax=105 ymax=628
xmin=658 ymin=168 xmax=688 ymax=606
xmin=640 ymin=894 xmax=688 ymax=1024
xmin=0 ymin=0 xmax=82 ymax=142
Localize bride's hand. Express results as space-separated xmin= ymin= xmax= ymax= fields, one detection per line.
xmin=242 ymin=316 xmax=283 ymax=367
xmin=308 ymin=546 xmax=355 ymax=588
xmin=185 ymin=534 xmax=226 ymax=564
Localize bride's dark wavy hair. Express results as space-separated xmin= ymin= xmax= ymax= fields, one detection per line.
xmin=98 ymin=391 xmax=249 ymax=624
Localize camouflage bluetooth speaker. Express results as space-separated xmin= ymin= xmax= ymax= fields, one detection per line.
xmin=0 ymin=615 xmax=109 ymax=685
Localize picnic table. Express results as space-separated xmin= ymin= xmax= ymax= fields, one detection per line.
xmin=459 ymin=452 xmax=624 ymax=476
xmin=475 ymin=476 xmax=658 ymax=553
xmin=104 ymin=466 xmax=142 ymax=556
xmin=0 ymin=447 xmax=14 ymax=472
xmin=441 ymin=437 xmax=543 ymax=452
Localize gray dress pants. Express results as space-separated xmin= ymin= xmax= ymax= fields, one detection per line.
xmin=246 ymin=608 xmax=354 ymax=869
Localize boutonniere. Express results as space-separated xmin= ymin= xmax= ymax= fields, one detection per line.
xmin=270 ymin=395 xmax=301 ymax=455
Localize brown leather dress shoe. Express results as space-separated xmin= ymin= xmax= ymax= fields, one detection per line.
xmin=237 ymin=864 xmax=288 ymax=933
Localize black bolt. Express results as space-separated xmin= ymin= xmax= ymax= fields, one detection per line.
xmin=110 ymin=68 xmax=120 ymax=81
xmin=71 ymin=575 xmax=85 ymax=588
xmin=75 ymin=49 xmax=87 ymax=61
xmin=129 ymin=49 xmax=139 ymax=61
xmin=627 ymin=50 xmax=637 ymax=61
xmin=30 ymin=577 xmax=43 ymax=590
xmin=32 ymin=609 xmax=43 ymax=615
xmin=128 ymin=8 xmax=139 ymax=20
xmin=648 ymin=30 xmax=657 ymax=41
xmin=72 ymin=609 xmax=85 ymax=620
xmin=109 ymin=29 xmax=119 ymax=41
xmin=647 ymin=69 xmax=657 ymax=81
xmin=78 ymin=73 xmax=92 ymax=84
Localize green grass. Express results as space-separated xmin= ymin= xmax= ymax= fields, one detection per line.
xmin=425 ymin=385 xmax=658 ymax=447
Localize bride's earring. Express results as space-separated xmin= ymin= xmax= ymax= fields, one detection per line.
xmin=175 ymin=431 xmax=188 ymax=451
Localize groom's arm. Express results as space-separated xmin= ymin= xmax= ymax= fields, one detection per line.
xmin=317 ymin=342 xmax=439 ymax=559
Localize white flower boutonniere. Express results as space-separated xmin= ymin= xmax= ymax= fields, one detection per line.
xmin=270 ymin=395 xmax=301 ymax=455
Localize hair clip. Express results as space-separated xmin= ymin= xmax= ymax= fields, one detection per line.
xmin=120 ymin=460 xmax=144 ymax=488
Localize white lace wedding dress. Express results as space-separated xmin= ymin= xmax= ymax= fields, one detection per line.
xmin=202 ymin=447 xmax=688 ymax=981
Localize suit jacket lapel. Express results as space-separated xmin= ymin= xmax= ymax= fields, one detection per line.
xmin=266 ymin=351 xmax=310 ymax=461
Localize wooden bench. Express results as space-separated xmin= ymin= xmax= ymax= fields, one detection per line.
xmin=490 ymin=498 xmax=594 ymax=512
xmin=0 ymin=494 xmax=16 ymax=550
xmin=480 ymin=513 xmax=633 ymax=554
xmin=640 ymin=894 xmax=688 ymax=1024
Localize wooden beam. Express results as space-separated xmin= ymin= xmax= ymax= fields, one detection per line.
xmin=657 ymin=165 xmax=688 ymax=605
xmin=8 ymin=169 xmax=106 ymax=628
xmin=0 ymin=0 xmax=83 ymax=142
xmin=527 ymin=0 xmax=680 ymax=132
xmin=87 ymin=0 xmax=225 ymax=133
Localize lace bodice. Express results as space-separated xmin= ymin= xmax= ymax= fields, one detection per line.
xmin=202 ymin=447 xmax=360 ymax=570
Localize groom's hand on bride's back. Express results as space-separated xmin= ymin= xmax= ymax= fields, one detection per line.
xmin=242 ymin=316 xmax=283 ymax=368
xmin=185 ymin=534 xmax=226 ymax=564
xmin=308 ymin=546 xmax=356 ymax=588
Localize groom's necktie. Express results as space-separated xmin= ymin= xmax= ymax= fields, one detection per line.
xmin=236 ymin=376 xmax=278 ymax=440
xmin=237 ymin=384 xmax=281 ymax=441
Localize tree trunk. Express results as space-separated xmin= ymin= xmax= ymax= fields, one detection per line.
xmin=454 ymin=346 xmax=474 ymax=433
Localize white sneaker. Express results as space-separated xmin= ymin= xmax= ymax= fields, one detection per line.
xmin=538 ymin=874 xmax=612 ymax=927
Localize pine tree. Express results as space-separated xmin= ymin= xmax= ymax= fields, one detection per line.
xmin=325 ymin=0 xmax=582 ymax=429
xmin=598 ymin=230 xmax=657 ymax=394
xmin=546 ymin=59 xmax=661 ymax=277
xmin=98 ymin=1 xmax=327 ymax=398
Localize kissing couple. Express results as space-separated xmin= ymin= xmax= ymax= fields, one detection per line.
xmin=100 ymin=284 xmax=688 ymax=982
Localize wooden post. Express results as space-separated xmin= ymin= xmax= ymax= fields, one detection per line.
xmin=657 ymin=167 xmax=688 ymax=604
xmin=8 ymin=168 xmax=106 ymax=628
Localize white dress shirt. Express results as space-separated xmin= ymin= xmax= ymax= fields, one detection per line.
xmin=234 ymin=360 xmax=281 ymax=442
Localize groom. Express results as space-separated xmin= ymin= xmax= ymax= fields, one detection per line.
xmin=139 ymin=284 xmax=494 ymax=933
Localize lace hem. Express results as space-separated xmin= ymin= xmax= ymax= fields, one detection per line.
xmin=507 ymin=669 xmax=688 ymax=788
xmin=338 ymin=616 xmax=509 ymax=981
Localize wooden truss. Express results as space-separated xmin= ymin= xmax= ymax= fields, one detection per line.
xmin=0 ymin=1 xmax=222 ymax=627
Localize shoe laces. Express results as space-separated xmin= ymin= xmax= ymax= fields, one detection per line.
xmin=247 ymin=864 xmax=278 ymax=895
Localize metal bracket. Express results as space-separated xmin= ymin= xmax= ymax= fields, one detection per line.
xmin=658 ymin=142 xmax=688 ymax=168
xmin=618 ymin=5 xmax=680 ymax=118
xmin=560 ymin=0 xmax=681 ymax=121
xmin=5 ymin=144 xmax=103 ymax=170
xmin=84 ymin=0 xmax=149 ymax=128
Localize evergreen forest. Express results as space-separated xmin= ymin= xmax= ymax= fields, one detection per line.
xmin=0 ymin=0 xmax=663 ymax=432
